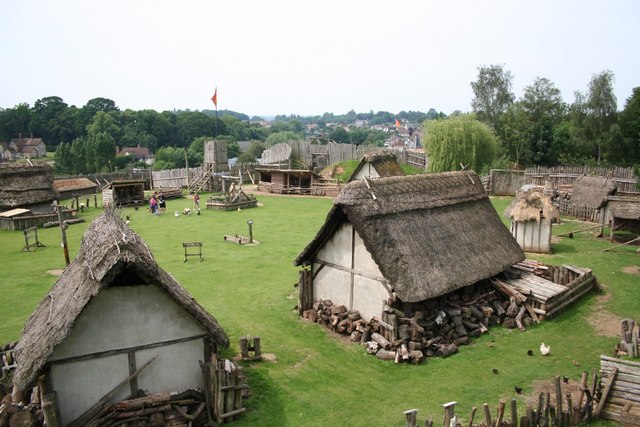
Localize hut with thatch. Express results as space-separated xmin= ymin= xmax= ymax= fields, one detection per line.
xmin=601 ymin=195 xmax=640 ymax=241
xmin=13 ymin=210 xmax=229 ymax=426
xmin=504 ymin=185 xmax=560 ymax=253
xmin=567 ymin=175 xmax=617 ymax=221
xmin=53 ymin=177 xmax=98 ymax=200
xmin=347 ymin=150 xmax=405 ymax=182
xmin=0 ymin=163 xmax=59 ymax=213
xmin=294 ymin=171 xmax=525 ymax=323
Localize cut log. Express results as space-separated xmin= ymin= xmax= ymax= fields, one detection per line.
xmin=371 ymin=332 xmax=392 ymax=350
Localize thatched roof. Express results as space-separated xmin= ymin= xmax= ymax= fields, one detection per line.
xmin=295 ymin=171 xmax=525 ymax=303
xmin=504 ymin=187 xmax=560 ymax=223
xmin=13 ymin=209 xmax=229 ymax=391
xmin=348 ymin=149 xmax=405 ymax=182
xmin=607 ymin=196 xmax=640 ymax=220
xmin=0 ymin=163 xmax=59 ymax=209
xmin=53 ymin=177 xmax=98 ymax=193
xmin=571 ymin=176 xmax=616 ymax=209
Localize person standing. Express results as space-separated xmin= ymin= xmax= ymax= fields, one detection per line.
xmin=149 ymin=195 xmax=158 ymax=214
xmin=194 ymin=192 xmax=200 ymax=211
xmin=158 ymin=192 xmax=166 ymax=214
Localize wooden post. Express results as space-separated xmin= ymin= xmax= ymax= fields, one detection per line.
xmin=510 ymin=398 xmax=518 ymax=427
xmin=495 ymin=400 xmax=505 ymax=427
xmin=468 ymin=406 xmax=477 ymax=427
xmin=483 ymin=403 xmax=492 ymax=427
xmin=404 ymin=409 xmax=418 ymax=427
xmin=555 ymin=375 xmax=563 ymax=427
xmin=595 ymin=367 xmax=617 ymax=417
xmin=442 ymin=402 xmax=456 ymax=427
xmin=52 ymin=201 xmax=70 ymax=266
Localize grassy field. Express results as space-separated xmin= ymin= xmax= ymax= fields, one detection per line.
xmin=1 ymin=191 xmax=637 ymax=426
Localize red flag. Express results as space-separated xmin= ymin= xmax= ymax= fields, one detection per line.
xmin=211 ymin=88 xmax=218 ymax=107
xmin=395 ymin=118 xmax=401 ymax=128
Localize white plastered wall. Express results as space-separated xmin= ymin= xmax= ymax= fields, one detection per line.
xmin=313 ymin=222 xmax=388 ymax=321
xmin=48 ymin=285 xmax=208 ymax=425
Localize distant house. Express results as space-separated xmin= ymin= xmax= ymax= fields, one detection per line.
xmin=600 ymin=195 xmax=640 ymax=241
xmin=117 ymin=145 xmax=154 ymax=165
xmin=569 ymin=175 xmax=617 ymax=222
xmin=348 ymin=150 xmax=405 ymax=182
xmin=0 ymin=141 xmax=14 ymax=160
xmin=10 ymin=134 xmax=46 ymax=159
xmin=13 ymin=210 xmax=229 ymax=426
xmin=295 ymin=171 xmax=525 ymax=322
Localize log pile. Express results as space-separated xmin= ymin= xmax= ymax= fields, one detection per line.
xmin=301 ymin=281 xmax=537 ymax=364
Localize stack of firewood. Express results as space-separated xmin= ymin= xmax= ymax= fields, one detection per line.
xmin=302 ymin=282 xmax=536 ymax=363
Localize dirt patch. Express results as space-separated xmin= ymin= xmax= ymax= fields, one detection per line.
xmin=623 ymin=266 xmax=640 ymax=276
xmin=585 ymin=285 xmax=621 ymax=338
xmin=526 ymin=377 xmax=584 ymax=407
xmin=47 ymin=269 xmax=64 ymax=276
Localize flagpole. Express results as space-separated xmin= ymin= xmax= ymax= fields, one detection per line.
xmin=214 ymin=87 xmax=218 ymax=138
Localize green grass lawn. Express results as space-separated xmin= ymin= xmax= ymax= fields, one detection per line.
xmin=1 ymin=192 xmax=636 ymax=426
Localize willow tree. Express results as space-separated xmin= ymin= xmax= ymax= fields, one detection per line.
xmin=424 ymin=114 xmax=497 ymax=173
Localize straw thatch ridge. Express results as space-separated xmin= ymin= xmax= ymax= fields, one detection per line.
xmin=504 ymin=187 xmax=560 ymax=223
xmin=13 ymin=209 xmax=229 ymax=391
xmin=0 ymin=163 xmax=59 ymax=209
xmin=295 ymin=171 xmax=525 ymax=303
xmin=571 ymin=175 xmax=617 ymax=209
xmin=347 ymin=149 xmax=405 ymax=182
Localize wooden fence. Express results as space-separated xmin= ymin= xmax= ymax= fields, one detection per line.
xmin=599 ymin=355 xmax=640 ymax=425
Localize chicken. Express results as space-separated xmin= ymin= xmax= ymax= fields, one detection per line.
xmin=540 ymin=342 xmax=551 ymax=356
xmin=175 ymin=211 xmax=180 ymax=217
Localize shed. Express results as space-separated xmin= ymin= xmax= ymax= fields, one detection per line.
xmin=294 ymin=171 xmax=525 ymax=322
xmin=53 ymin=177 xmax=99 ymax=200
xmin=601 ymin=195 xmax=640 ymax=240
xmin=347 ymin=149 xmax=405 ymax=182
xmin=0 ymin=163 xmax=59 ymax=213
xmin=504 ymin=186 xmax=560 ymax=253
xmin=102 ymin=179 xmax=146 ymax=207
xmin=13 ymin=209 xmax=229 ymax=426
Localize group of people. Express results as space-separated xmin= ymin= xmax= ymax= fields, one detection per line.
xmin=149 ymin=192 xmax=166 ymax=214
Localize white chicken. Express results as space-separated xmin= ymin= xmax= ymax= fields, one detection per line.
xmin=540 ymin=342 xmax=551 ymax=356
xmin=175 ymin=211 xmax=180 ymax=217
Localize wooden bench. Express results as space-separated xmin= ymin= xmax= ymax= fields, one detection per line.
xmin=182 ymin=242 xmax=203 ymax=262
xmin=223 ymin=235 xmax=250 ymax=245
xmin=23 ymin=226 xmax=45 ymax=252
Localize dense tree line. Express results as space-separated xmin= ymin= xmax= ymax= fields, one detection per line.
xmin=468 ymin=66 xmax=639 ymax=168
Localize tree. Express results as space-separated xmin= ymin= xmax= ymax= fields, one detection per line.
xmin=70 ymin=137 xmax=88 ymax=174
xmin=176 ymin=111 xmax=219 ymax=147
xmin=86 ymin=132 xmax=116 ymax=172
xmin=424 ymin=114 xmax=497 ymax=173
xmin=54 ymin=142 xmax=73 ymax=174
xmin=30 ymin=96 xmax=71 ymax=145
xmin=617 ymin=87 xmax=640 ymax=165
xmin=265 ymin=130 xmax=302 ymax=146
xmin=329 ymin=127 xmax=349 ymax=144
xmin=471 ymin=65 xmax=515 ymax=131
xmin=584 ymin=70 xmax=617 ymax=163
xmin=0 ymin=103 xmax=31 ymax=141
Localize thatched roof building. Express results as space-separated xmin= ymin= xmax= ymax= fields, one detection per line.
xmin=14 ymin=210 xmax=229 ymax=399
xmin=601 ymin=195 xmax=640 ymax=238
xmin=505 ymin=186 xmax=560 ymax=223
xmin=504 ymin=186 xmax=560 ymax=253
xmin=53 ymin=177 xmax=98 ymax=200
xmin=571 ymin=175 xmax=617 ymax=209
xmin=295 ymin=171 xmax=525 ymax=317
xmin=0 ymin=163 xmax=59 ymax=212
xmin=348 ymin=149 xmax=405 ymax=182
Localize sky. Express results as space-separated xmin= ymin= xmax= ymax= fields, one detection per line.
xmin=1 ymin=0 xmax=639 ymax=118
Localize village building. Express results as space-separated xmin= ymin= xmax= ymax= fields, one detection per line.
xmin=13 ymin=210 xmax=229 ymax=426
xmin=567 ymin=175 xmax=617 ymax=222
xmin=116 ymin=145 xmax=155 ymax=165
xmin=294 ymin=171 xmax=526 ymax=323
xmin=102 ymin=179 xmax=147 ymax=208
xmin=9 ymin=134 xmax=47 ymax=159
xmin=53 ymin=177 xmax=99 ymax=200
xmin=600 ymin=195 xmax=640 ymax=242
xmin=348 ymin=150 xmax=405 ymax=182
xmin=504 ymin=185 xmax=560 ymax=253
xmin=0 ymin=141 xmax=15 ymax=160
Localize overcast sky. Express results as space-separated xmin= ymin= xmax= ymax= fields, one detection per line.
xmin=1 ymin=0 xmax=638 ymax=117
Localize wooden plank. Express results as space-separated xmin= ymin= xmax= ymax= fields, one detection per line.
xmin=596 ymin=367 xmax=617 ymax=417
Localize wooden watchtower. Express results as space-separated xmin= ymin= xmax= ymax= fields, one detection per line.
xmin=188 ymin=140 xmax=229 ymax=193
